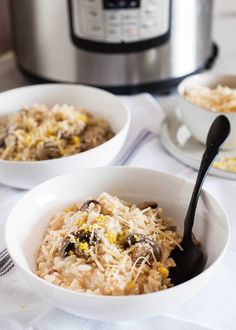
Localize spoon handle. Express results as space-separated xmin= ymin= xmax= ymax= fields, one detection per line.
xmin=183 ymin=146 xmax=219 ymax=242
xmin=183 ymin=115 xmax=231 ymax=244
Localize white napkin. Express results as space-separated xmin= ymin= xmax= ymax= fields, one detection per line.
xmin=0 ymin=93 xmax=235 ymax=330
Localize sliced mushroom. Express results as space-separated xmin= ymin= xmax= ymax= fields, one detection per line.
xmin=38 ymin=141 xmax=62 ymax=160
xmin=123 ymin=234 xmax=162 ymax=265
xmin=60 ymin=238 xmax=75 ymax=258
xmin=60 ymin=229 xmax=100 ymax=258
xmin=143 ymin=238 xmax=162 ymax=262
xmin=131 ymin=242 xmax=153 ymax=264
xmin=74 ymin=229 xmax=100 ymax=245
xmin=131 ymin=240 xmax=162 ymax=265
xmin=137 ymin=201 xmax=158 ymax=210
xmin=80 ymin=199 xmax=101 ymax=212
xmin=122 ymin=234 xmax=145 ymax=249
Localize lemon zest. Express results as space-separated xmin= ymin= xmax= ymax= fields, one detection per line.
xmin=158 ymin=266 xmax=169 ymax=278
xmin=96 ymin=215 xmax=110 ymax=226
xmin=74 ymin=219 xmax=84 ymax=227
xmin=78 ymin=242 xmax=89 ymax=251
xmin=24 ymin=134 xmax=32 ymax=146
xmin=106 ymin=232 xmax=116 ymax=244
xmin=72 ymin=136 xmax=80 ymax=146
xmin=77 ymin=113 xmax=88 ymax=124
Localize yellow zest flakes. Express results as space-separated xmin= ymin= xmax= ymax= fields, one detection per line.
xmin=74 ymin=218 xmax=84 ymax=227
xmin=24 ymin=134 xmax=32 ymax=146
xmin=126 ymin=281 xmax=135 ymax=290
xmin=68 ymin=250 xmax=74 ymax=256
xmin=64 ymin=207 xmax=73 ymax=213
xmin=106 ymin=232 xmax=116 ymax=244
xmin=72 ymin=136 xmax=80 ymax=146
xmin=133 ymin=235 xmax=139 ymax=241
xmin=84 ymin=225 xmax=93 ymax=233
xmin=78 ymin=242 xmax=89 ymax=251
xmin=77 ymin=113 xmax=88 ymax=124
xmin=96 ymin=215 xmax=109 ymax=226
xmin=158 ymin=266 xmax=169 ymax=278
xmin=46 ymin=128 xmax=54 ymax=137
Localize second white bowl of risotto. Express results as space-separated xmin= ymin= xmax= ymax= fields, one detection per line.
xmin=178 ymin=73 xmax=236 ymax=149
xmin=5 ymin=167 xmax=229 ymax=321
xmin=0 ymin=84 xmax=130 ymax=189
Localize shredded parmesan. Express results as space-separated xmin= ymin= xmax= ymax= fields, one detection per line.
xmin=133 ymin=257 xmax=150 ymax=283
xmin=89 ymin=249 xmax=104 ymax=272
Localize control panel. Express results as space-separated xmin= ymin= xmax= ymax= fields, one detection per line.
xmin=70 ymin=0 xmax=170 ymax=43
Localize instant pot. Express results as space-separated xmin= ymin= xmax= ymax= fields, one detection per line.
xmin=9 ymin=0 xmax=216 ymax=94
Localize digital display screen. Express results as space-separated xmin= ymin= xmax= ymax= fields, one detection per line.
xmin=103 ymin=0 xmax=141 ymax=10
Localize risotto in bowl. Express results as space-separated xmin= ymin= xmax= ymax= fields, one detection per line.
xmin=178 ymin=73 xmax=236 ymax=149
xmin=0 ymin=84 xmax=130 ymax=189
xmin=5 ymin=167 xmax=230 ymax=321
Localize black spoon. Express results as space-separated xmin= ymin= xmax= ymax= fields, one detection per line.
xmin=169 ymin=115 xmax=231 ymax=286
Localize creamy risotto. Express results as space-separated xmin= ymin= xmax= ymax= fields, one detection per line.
xmin=0 ymin=104 xmax=114 ymax=161
xmin=184 ymin=85 xmax=236 ymax=113
xmin=36 ymin=193 xmax=182 ymax=296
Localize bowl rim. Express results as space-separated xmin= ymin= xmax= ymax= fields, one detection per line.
xmin=0 ymin=83 xmax=131 ymax=165
xmin=178 ymin=72 xmax=236 ymax=116
xmin=5 ymin=166 xmax=231 ymax=300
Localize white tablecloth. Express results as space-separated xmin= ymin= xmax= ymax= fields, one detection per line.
xmin=0 ymin=93 xmax=235 ymax=330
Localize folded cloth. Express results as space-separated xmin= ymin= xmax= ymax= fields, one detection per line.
xmin=0 ymin=93 xmax=236 ymax=330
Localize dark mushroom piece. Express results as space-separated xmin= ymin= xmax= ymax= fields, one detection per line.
xmin=80 ymin=199 xmax=101 ymax=212
xmin=137 ymin=201 xmax=158 ymax=211
xmin=131 ymin=240 xmax=162 ymax=265
xmin=122 ymin=234 xmax=162 ymax=265
xmin=122 ymin=234 xmax=145 ymax=249
xmin=60 ymin=238 xmax=75 ymax=258
xmin=59 ymin=229 xmax=101 ymax=258
xmin=74 ymin=229 xmax=100 ymax=245
xmin=144 ymin=238 xmax=162 ymax=262
xmin=39 ymin=141 xmax=62 ymax=160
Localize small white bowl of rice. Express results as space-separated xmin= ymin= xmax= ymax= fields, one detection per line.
xmin=178 ymin=73 xmax=236 ymax=149
xmin=5 ymin=167 xmax=230 ymax=321
xmin=0 ymin=84 xmax=130 ymax=189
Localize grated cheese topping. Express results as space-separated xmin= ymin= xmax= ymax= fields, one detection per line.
xmin=36 ymin=192 xmax=183 ymax=295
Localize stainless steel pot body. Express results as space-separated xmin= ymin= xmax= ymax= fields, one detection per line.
xmin=9 ymin=0 xmax=213 ymax=92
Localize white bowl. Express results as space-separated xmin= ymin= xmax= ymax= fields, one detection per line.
xmin=5 ymin=167 xmax=230 ymax=321
xmin=178 ymin=73 xmax=236 ymax=149
xmin=0 ymin=84 xmax=130 ymax=189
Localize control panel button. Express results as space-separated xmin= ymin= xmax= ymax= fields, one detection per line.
xmin=105 ymin=10 xmax=121 ymax=23
xmin=124 ymin=26 xmax=139 ymax=41
xmin=106 ymin=28 xmax=122 ymax=42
